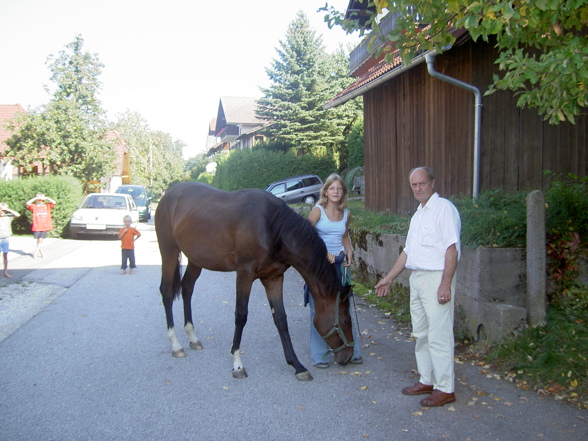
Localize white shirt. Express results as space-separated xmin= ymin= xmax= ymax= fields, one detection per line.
xmin=404 ymin=192 xmax=461 ymax=271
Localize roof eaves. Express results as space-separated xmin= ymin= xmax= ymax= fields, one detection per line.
xmin=324 ymin=49 xmax=434 ymax=110
xmin=325 ymin=28 xmax=469 ymax=110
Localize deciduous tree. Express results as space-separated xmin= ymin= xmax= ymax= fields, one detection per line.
xmin=324 ymin=0 xmax=588 ymax=124
xmin=5 ymin=35 xmax=114 ymax=188
xmin=112 ymin=110 xmax=184 ymax=195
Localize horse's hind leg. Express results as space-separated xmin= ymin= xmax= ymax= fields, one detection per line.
xmin=182 ymin=261 xmax=203 ymax=351
xmin=261 ymin=275 xmax=313 ymax=382
xmin=160 ymin=252 xmax=185 ymax=358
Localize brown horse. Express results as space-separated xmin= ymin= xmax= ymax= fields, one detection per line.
xmin=155 ymin=182 xmax=354 ymax=381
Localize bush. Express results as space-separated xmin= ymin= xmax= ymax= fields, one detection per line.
xmin=544 ymin=173 xmax=588 ymax=299
xmin=451 ymin=189 xmax=528 ymax=248
xmin=212 ymin=149 xmax=336 ymax=191
xmin=196 ymin=172 xmax=213 ymax=185
xmin=0 ymin=175 xmax=83 ymax=238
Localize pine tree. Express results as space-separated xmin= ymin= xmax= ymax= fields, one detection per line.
xmin=256 ymin=11 xmax=361 ymax=158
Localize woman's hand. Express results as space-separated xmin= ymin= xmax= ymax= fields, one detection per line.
xmin=343 ymin=255 xmax=353 ymax=267
xmin=327 ymin=252 xmax=335 ymax=264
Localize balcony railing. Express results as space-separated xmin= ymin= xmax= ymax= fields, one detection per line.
xmin=349 ymin=12 xmax=402 ymax=75
xmin=217 ymin=125 xmax=240 ymax=143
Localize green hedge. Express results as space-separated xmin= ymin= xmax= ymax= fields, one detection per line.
xmin=212 ymin=149 xmax=337 ymax=191
xmin=0 ymin=175 xmax=83 ymax=238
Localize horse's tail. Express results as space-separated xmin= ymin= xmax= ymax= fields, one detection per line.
xmin=172 ymin=253 xmax=182 ymax=300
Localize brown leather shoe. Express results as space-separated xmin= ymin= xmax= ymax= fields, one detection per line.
xmin=419 ymin=390 xmax=456 ymax=407
xmin=401 ymin=382 xmax=434 ymax=395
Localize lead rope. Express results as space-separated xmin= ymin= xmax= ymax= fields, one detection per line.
xmin=343 ymin=262 xmax=370 ymax=349
xmin=351 ymin=289 xmax=370 ymax=349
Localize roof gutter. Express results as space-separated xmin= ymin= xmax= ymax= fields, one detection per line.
xmin=425 ymin=52 xmax=481 ymax=199
xmin=323 ymin=50 xmax=437 ymax=110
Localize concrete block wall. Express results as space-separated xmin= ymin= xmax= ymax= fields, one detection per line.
xmin=456 ymin=247 xmax=528 ymax=341
xmin=351 ymin=231 xmax=530 ymax=342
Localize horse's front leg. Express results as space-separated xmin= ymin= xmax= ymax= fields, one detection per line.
xmin=231 ymin=273 xmax=254 ymax=379
xmin=182 ymin=262 xmax=204 ymax=351
xmin=261 ymin=276 xmax=313 ymax=381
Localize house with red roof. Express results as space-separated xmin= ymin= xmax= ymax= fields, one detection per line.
xmin=0 ymin=104 xmax=25 ymax=180
xmin=103 ymin=130 xmax=130 ymax=192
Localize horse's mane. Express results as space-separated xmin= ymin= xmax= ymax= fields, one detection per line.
xmin=268 ymin=202 xmax=339 ymax=296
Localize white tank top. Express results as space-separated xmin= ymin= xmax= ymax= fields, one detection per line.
xmin=314 ymin=205 xmax=348 ymax=255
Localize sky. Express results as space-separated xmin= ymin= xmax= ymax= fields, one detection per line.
xmin=0 ymin=0 xmax=359 ymax=159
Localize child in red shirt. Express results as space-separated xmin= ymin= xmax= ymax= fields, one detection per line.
xmin=26 ymin=193 xmax=56 ymax=258
xmin=117 ymin=215 xmax=141 ymax=274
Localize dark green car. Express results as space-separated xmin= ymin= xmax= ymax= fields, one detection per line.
xmin=115 ymin=185 xmax=151 ymax=222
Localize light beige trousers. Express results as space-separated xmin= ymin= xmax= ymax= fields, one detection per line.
xmin=409 ymin=270 xmax=456 ymax=393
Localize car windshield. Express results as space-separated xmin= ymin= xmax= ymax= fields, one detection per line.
xmin=117 ymin=187 xmax=145 ymax=201
xmin=81 ymin=195 xmax=128 ymax=209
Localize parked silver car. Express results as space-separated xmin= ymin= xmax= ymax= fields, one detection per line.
xmin=265 ymin=174 xmax=323 ymax=205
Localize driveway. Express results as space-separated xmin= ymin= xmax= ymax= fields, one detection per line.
xmin=0 ymin=221 xmax=586 ymax=440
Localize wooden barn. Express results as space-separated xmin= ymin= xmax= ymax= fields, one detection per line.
xmin=326 ymin=11 xmax=588 ymax=214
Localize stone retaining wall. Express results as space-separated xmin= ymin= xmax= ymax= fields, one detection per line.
xmin=351 ymin=232 xmax=529 ymax=342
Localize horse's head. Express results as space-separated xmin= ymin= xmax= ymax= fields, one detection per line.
xmin=313 ymin=284 xmax=354 ymax=365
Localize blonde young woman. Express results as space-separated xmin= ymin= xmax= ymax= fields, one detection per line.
xmin=306 ymin=173 xmax=362 ymax=368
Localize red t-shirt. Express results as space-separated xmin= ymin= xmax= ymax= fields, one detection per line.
xmin=27 ymin=203 xmax=55 ymax=232
xmin=118 ymin=227 xmax=141 ymax=249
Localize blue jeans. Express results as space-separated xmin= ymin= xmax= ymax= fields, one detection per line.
xmin=308 ymin=254 xmax=361 ymax=364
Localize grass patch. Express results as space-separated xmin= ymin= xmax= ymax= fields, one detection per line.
xmin=352 ymin=280 xmax=411 ymax=324
xmin=347 ymin=200 xmax=409 ymax=235
xmin=485 ymin=303 xmax=588 ymax=409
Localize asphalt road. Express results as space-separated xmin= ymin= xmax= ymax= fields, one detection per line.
xmin=0 ymin=220 xmax=586 ymax=441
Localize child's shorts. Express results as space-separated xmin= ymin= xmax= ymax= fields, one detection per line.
xmin=0 ymin=237 xmax=9 ymax=254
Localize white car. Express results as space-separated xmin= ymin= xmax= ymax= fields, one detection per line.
xmin=70 ymin=193 xmax=139 ymax=239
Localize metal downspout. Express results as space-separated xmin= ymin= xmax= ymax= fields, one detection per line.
xmin=425 ymin=53 xmax=481 ymax=199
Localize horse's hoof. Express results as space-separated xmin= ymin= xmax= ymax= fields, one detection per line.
xmin=295 ymin=370 xmax=313 ymax=381
xmin=172 ymin=348 xmax=186 ymax=358
xmin=190 ymin=341 xmax=203 ymax=350
xmin=232 ymin=368 xmax=248 ymax=379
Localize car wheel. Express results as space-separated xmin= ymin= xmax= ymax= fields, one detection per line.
xmin=303 ymin=195 xmax=316 ymax=205
xmin=71 ymin=231 xmax=79 ymax=240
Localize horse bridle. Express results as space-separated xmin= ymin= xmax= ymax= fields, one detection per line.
xmin=321 ymin=291 xmax=355 ymax=354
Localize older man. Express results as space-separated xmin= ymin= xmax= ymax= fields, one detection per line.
xmin=375 ymin=167 xmax=461 ymax=407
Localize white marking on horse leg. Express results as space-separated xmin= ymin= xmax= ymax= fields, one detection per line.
xmin=167 ymin=327 xmax=185 ymax=357
xmin=232 ymin=350 xmax=244 ymax=371
xmin=231 ymin=349 xmax=247 ymax=378
xmin=184 ymin=322 xmax=203 ymax=350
